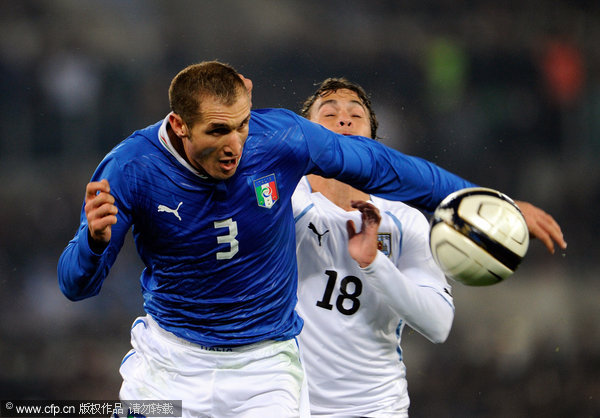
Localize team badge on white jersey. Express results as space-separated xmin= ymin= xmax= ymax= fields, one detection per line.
xmin=377 ymin=233 xmax=392 ymax=257
xmin=254 ymin=174 xmax=279 ymax=209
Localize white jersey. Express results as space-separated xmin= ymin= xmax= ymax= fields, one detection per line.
xmin=293 ymin=177 xmax=454 ymax=417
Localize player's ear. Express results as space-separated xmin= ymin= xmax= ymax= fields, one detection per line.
xmin=238 ymin=74 xmax=253 ymax=108
xmin=169 ymin=113 xmax=189 ymax=138
xmin=239 ymin=74 xmax=253 ymax=96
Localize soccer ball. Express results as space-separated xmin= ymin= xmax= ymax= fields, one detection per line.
xmin=429 ymin=187 xmax=529 ymax=286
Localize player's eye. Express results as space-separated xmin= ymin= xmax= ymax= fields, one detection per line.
xmin=209 ymin=128 xmax=230 ymax=136
xmin=239 ymin=117 xmax=250 ymax=129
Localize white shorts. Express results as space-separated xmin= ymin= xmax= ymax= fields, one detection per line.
xmin=119 ymin=315 xmax=309 ymax=418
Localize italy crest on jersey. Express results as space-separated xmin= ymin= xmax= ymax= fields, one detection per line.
xmin=254 ymin=174 xmax=279 ymax=209
xmin=377 ymin=233 xmax=392 ymax=257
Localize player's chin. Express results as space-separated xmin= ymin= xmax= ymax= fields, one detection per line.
xmin=210 ymin=164 xmax=238 ymax=180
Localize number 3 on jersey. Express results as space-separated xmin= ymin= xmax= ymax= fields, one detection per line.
xmin=316 ymin=270 xmax=362 ymax=315
xmin=214 ymin=218 xmax=239 ymax=260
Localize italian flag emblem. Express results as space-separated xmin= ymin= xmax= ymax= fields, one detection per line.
xmin=254 ymin=174 xmax=279 ymax=209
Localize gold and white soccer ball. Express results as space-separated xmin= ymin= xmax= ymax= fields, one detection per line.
xmin=429 ymin=187 xmax=529 ymax=286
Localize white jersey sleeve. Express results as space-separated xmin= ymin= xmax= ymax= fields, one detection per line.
xmin=294 ymin=182 xmax=454 ymax=417
xmin=361 ymin=240 xmax=453 ymax=344
xmin=362 ymin=196 xmax=454 ymax=343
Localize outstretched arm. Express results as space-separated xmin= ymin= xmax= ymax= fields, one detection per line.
xmin=515 ymin=200 xmax=566 ymax=254
xmin=292 ymin=112 xmax=476 ymax=212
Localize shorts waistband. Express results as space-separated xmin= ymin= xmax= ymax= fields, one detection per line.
xmin=140 ymin=315 xmax=279 ymax=353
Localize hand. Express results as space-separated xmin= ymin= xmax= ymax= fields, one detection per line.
xmin=85 ymin=179 xmax=118 ymax=246
xmin=515 ymin=200 xmax=567 ymax=254
xmin=346 ymin=200 xmax=382 ymax=268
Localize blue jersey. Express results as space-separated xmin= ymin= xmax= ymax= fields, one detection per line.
xmin=58 ymin=108 xmax=475 ymax=347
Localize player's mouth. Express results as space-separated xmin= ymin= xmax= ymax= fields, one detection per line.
xmin=219 ymin=157 xmax=239 ymax=172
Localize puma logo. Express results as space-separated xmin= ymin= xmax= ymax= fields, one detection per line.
xmin=308 ymin=222 xmax=329 ymax=246
xmin=158 ymin=202 xmax=183 ymax=221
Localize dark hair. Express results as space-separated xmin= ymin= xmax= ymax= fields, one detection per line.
xmin=169 ymin=60 xmax=246 ymax=126
xmin=301 ymin=77 xmax=379 ymax=139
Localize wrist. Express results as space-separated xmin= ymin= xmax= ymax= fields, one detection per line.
xmin=87 ymin=229 xmax=108 ymax=254
xmin=357 ymin=251 xmax=378 ymax=269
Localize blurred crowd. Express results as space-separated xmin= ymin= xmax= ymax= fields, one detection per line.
xmin=0 ymin=1 xmax=598 ymax=416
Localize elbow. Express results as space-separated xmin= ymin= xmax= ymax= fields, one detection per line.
xmin=57 ymin=261 xmax=81 ymax=301
xmin=60 ymin=286 xmax=86 ymax=302
xmin=410 ymin=314 xmax=453 ymax=344
xmin=57 ymin=267 xmax=99 ymax=302
xmin=59 ymin=281 xmax=98 ymax=302
xmin=58 ymin=276 xmax=87 ymax=301
xmin=429 ymin=311 xmax=454 ymax=344
xmin=430 ymin=328 xmax=451 ymax=344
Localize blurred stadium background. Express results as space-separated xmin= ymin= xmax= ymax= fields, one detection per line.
xmin=0 ymin=1 xmax=598 ymax=416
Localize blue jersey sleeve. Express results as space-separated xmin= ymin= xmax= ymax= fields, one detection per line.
xmin=57 ymin=153 xmax=133 ymax=301
xmin=292 ymin=112 xmax=476 ymax=211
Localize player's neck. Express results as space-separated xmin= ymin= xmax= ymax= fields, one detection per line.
xmin=167 ymin=123 xmax=188 ymax=162
xmin=307 ymin=174 xmax=369 ymax=211
xmin=166 ymin=123 xmax=212 ymax=179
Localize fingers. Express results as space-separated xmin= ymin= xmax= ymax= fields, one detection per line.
xmin=350 ymin=200 xmax=381 ymax=227
xmin=536 ymin=211 xmax=566 ymax=253
xmin=527 ymin=221 xmax=553 ymax=253
xmin=515 ymin=200 xmax=567 ymax=254
xmin=349 ymin=200 xmax=381 ymax=243
xmin=85 ymin=180 xmax=116 ymax=215
xmin=85 ymin=180 xmax=118 ymax=242
xmin=549 ymin=224 xmax=567 ymax=251
xmin=347 ymin=201 xmax=380 ymax=268
xmin=86 ymin=179 xmax=110 ymax=201
xmin=346 ymin=219 xmax=357 ymax=239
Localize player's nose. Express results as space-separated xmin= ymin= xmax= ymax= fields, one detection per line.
xmin=224 ymin=134 xmax=244 ymax=156
xmin=338 ymin=111 xmax=352 ymax=127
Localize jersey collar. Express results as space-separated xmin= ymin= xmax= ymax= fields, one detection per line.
xmin=158 ymin=113 xmax=209 ymax=180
